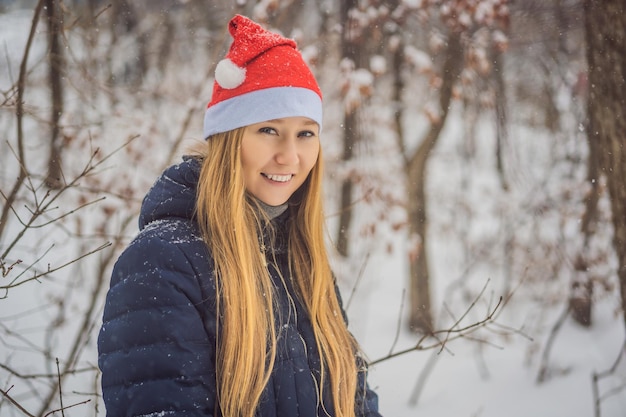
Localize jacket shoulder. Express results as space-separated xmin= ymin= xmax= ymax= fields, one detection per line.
xmin=107 ymin=218 xmax=214 ymax=317
xmin=121 ymin=218 xmax=207 ymax=273
xmin=99 ymin=218 xmax=218 ymax=415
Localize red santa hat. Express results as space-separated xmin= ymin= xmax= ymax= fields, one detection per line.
xmin=203 ymin=15 xmax=323 ymax=139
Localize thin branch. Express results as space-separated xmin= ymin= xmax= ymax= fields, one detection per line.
xmin=388 ymin=288 xmax=407 ymax=357
xmin=0 ymin=321 xmax=55 ymax=356
xmin=2 ymin=39 xmax=15 ymax=88
xmin=434 ymin=279 xmax=495 ymax=352
xmin=66 ymin=3 xmax=112 ymax=30
xmin=536 ymin=302 xmax=571 ymax=383
xmin=0 ymin=362 xmax=97 ymax=380
xmin=0 ymin=242 xmax=111 ymax=294
xmin=163 ymin=23 xmax=230 ymax=165
xmin=483 ymin=321 xmax=534 ymax=341
xmin=0 ymin=0 xmax=47 ymax=240
xmin=1 ymin=259 xmax=22 ymax=278
xmin=408 ymin=349 xmax=439 ymax=406
xmin=37 ymin=242 xmax=116 ymax=414
xmin=42 ymin=399 xmax=91 ymax=417
xmin=4 ymin=192 xmax=105 ymax=232
xmin=345 ymin=252 xmax=370 ymax=310
xmin=325 ymin=187 xmax=375 ymax=219
xmin=369 ymin=295 xmax=504 ymax=366
xmin=592 ymin=339 xmax=626 ymax=417
xmin=1 ymin=134 xmax=139 ymax=261
xmin=1 ymin=244 xmax=55 ymax=291
xmin=0 ymin=386 xmax=36 ymax=417
xmin=25 ymin=196 xmax=107 ymax=229
xmin=55 ymin=358 xmax=66 ymax=417
xmin=450 ymin=279 xmax=492 ymax=331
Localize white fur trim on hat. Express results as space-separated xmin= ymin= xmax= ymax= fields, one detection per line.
xmin=215 ymin=58 xmax=246 ymax=89
xmin=203 ymin=86 xmax=323 ymax=139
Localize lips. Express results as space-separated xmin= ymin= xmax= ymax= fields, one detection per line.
xmin=262 ymin=173 xmax=293 ymax=183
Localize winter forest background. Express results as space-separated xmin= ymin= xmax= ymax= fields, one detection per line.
xmin=1 ymin=0 xmax=626 ymax=416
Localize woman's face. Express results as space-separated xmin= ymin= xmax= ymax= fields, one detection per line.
xmin=241 ymin=116 xmax=320 ymax=206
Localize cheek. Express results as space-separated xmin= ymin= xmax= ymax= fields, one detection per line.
xmin=240 ymin=141 xmax=263 ymax=170
xmin=304 ymin=144 xmax=320 ymax=171
xmin=239 ymin=152 xmax=251 ymax=175
xmin=240 ymin=150 xmax=259 ymax=182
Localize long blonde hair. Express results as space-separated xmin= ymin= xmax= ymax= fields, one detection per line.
xmin=195 ymin=128 xmax=360 ymax=417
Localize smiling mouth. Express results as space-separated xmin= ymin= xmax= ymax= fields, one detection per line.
xmin=262 ymin=173 xmax=293 ymax=183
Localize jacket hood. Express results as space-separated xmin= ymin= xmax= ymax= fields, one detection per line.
xmin=139 ymin=156 xmax=201 ymax=230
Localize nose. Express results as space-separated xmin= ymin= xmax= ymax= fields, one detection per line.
xmin=275 ymin=137 xmax=299 ymax=166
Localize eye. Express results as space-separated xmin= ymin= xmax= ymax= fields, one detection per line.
xmin=298 ymin=130 xmax=317 ymax=138
xmin=258 ymin=126 xmax=278 ymax=135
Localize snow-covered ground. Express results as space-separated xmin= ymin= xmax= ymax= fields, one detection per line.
xmin=1 ymin=6 xmax=626 ymax=417
xmin=348 ymin=200 xmax=626 ymax=417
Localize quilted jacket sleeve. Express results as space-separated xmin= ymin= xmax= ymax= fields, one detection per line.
xmin=98 ymin=223 xmax=217 ymax=417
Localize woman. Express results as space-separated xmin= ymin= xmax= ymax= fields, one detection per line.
xmin=98 ymin=14 xmax=382 ymax=417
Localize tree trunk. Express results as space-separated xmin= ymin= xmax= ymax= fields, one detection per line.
xmin=337 ymin=111 xmax=358 ymax=257
xmin=336 ymin=0 xmax=365 ymax=257
xmin=583 ymin=0 xmax=626 ymax=327
xmin=44 ymin=0 xmax=64 ymax=189
xmin=570 ymin=69 xmax=599 ymax=328
xmin=493 ymin=47 xmax=509 ymax=192
xmin=407 ymin=33 xmax=463 ymax=333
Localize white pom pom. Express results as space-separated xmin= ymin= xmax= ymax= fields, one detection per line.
xmin=215 ymin=58 xmax=246 ymax=89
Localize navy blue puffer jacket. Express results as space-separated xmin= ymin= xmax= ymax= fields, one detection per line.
xmin=98 ymin=157 xmax=382 ymax=417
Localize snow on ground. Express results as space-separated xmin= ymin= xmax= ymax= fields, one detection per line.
xmin=352 ymin=242 xmax=626 ymax=417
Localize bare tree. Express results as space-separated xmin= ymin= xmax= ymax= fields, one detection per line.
xmin=0 ymin=0 xmax=47 ymax=240
xmin=391 ymin=2 xmax=510 ymax=333
xmin=44 ymin=0 xmax=65 ymax=189
xmin=584 ymin=0 xmax=626 ymax=327
xmin=404 ymin=30 xmax=464 ymax=332
xmin=334 ymin=0 xmax=369 ymax=257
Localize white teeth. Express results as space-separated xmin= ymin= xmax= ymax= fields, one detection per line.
xmin=265 ymin=174 xmax=292 ymax=182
